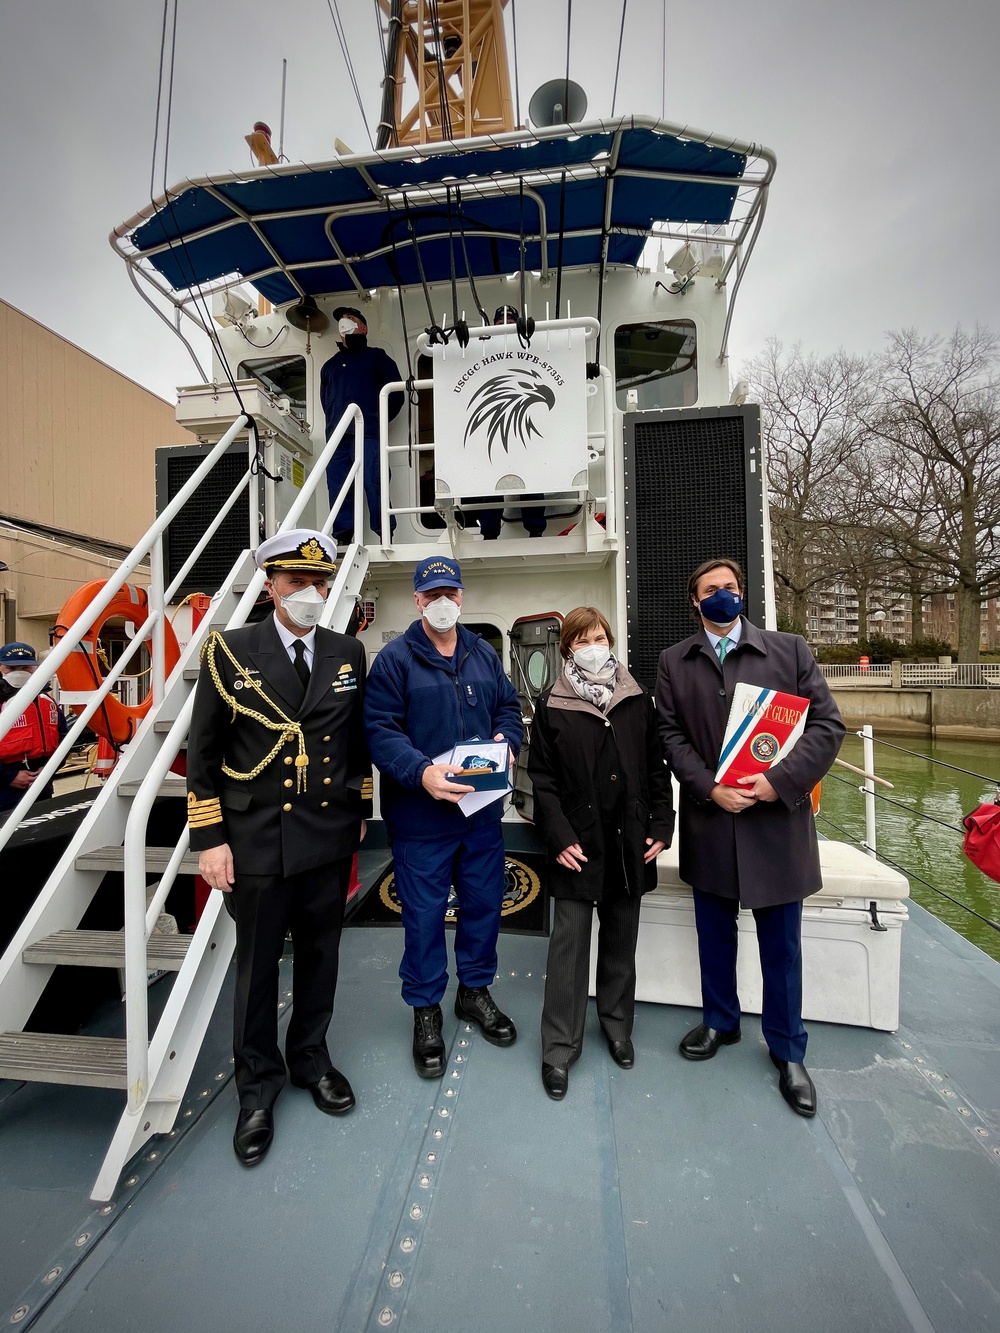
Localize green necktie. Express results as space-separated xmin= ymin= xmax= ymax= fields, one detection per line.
xmin=717 ymin=636 xmax=731 ymax=663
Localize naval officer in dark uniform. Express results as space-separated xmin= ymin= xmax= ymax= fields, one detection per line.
xmin=187 ymin=528 xmax=372 ymax=1166
xmin=655 ymin=558 xmax=844 ymax=1118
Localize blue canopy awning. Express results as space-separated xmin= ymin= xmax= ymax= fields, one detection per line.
xmin=121 ymin=119 xmax=769 ymax=308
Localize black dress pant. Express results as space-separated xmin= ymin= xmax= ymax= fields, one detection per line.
xmin=225 ymin=857 xmax=351 ymax=1109
xmin=540 ymin=893 xmax=642 ymax=1067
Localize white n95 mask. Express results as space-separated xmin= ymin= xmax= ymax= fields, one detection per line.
xmin=422 ymin=596 xmax=461 ymax=632
xmin=3 ymin=670 xmax=32 ymax=688
xmin=281 ymin=586 xmax=326 ymax=629
xmin=573 ymin=644 xmax=611 ymax=674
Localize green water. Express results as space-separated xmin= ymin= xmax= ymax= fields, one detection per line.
xmin=819 ymin=732 xmax=1000 ymax=963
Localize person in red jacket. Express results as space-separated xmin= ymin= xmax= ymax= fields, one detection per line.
xmin=0 ymin=642 xmax=64 ymax=813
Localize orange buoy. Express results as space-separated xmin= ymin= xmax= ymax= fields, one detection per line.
xmin=54 ymin=581 xmax=181 ymax=747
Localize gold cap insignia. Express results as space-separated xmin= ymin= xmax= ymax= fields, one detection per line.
xmin=298 ymin=538 xmax=324 ymax=563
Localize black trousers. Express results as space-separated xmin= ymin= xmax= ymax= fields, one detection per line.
xmin=224 ymin=857 xmax=351 ymax=1109
xmin=540 ymin=894 xmax=642 ymax=1067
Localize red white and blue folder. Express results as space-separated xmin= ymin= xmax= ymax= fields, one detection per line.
xmin=715 ymin=682 xmax=810 ymax=788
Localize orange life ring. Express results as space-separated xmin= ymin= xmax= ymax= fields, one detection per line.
xmin=54 ymin=581 xmax=181 ymax=747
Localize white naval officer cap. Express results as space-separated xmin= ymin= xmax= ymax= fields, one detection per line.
xmin=255 ymin=528 xmax=338 ymax=575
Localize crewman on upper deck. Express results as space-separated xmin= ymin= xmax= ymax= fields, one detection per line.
xmin=320 ymin=307 xmax=403 ymax=547
xmin=187 ymin=528 xmax=372 ymax=1167
xmin=364 ymin=557 xmax=524 ymax=1079
xmin=655 ymin=558 xmax=845 ymax=1118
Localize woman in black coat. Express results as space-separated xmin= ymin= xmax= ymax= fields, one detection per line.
xmin=528 ymin=607 xmax=674 ymax=1100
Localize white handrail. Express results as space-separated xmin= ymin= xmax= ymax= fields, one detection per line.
xmin=120 ymin=403 xmax=365 ymax=1109
xmin=0 ymin=611 xmax=161 ymax=854
xmin=0 ymin=413 xmax=249 ymax=745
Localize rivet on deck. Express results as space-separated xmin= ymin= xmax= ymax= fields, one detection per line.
xmin=42 ymin=1268 xmax=62 ymax=1284
xmin=377 ymin=1308 xmax=395 ymax=1326
xmin=388 ymin=1272 xmax=404 ymax=1289
xmin=10 ymin=1304 xmax=29 ymax=1324
xmin=418 ymin=1174 xmax=431 ymax=1187
xmin=438 ymin=1108 xmax=450 ymax=1118
xmin=409 ymin=1204 xmax=423 ymax=1220
xmin=400 ymin=1237 xmax=415 ymax=1252
xmin=74 ymin=1233 xmax=90 ymax=1248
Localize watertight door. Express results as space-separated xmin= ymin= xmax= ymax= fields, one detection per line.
xmin=508 ymin=613 xmax=563 ymax=820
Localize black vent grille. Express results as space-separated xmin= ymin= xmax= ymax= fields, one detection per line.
xmin=623 ymin=406 xmax=764 ymax=688
xmin=156 ymin=445 xmax=253 ymax=597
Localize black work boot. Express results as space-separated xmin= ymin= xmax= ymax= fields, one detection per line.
xmin=454 ymin=984 xmax=517 ymax=1046
xmin=412 ymin=1004 xmax=446 ymax=1079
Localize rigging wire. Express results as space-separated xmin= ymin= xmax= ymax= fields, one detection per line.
xmin=815 ymin=812 xmax=1000 ymax=935
xmin=861 ymin=733 xmax=1000 ymax=787
xmin=510 ymin=0 xmax=521 ymax=127
xmin=824 ymin=770 xmax=967 ymax=835
xmin=454 ymin=188 xmax=490 ymax=325
xmin=610 ymin=0 xmax=628 ymax=117
xmin=428 ymin=0 xmax=453 ymax=141
xmin=376 ymin=0 xmax=403 ymax=149
xmin=661 ymin=0 xmax=667 ymax=118
xmin=323 ymin=0 xmax=374 ymax=148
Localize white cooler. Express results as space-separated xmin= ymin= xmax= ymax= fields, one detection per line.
xmin=589 ymin=840 xmax=909 ymax=1031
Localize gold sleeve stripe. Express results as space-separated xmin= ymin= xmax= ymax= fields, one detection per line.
xmin=187 ymin=795 xmax=221 ymax=814
xmin=189 ymin=812 xmax=225 ymax=828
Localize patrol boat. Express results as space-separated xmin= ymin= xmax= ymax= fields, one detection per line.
xmin=1 ymin=5 xmax=998 ymax=1331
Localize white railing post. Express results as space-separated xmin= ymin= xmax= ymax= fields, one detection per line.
xmin=861 ymin=723 xmax=877 ymax=858
xmin=150 ymin=534 xmax=166 ymax=708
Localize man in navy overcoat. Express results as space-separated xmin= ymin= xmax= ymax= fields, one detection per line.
xmin=655 ymin=558 xmax=844 ymax=1116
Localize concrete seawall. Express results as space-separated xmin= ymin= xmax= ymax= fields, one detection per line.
xmin=829 ymin=687 xmax=1000 ymax=740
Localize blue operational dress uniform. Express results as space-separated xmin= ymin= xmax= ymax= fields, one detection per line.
xmin=319 ymin=309 xmax=403 ymax=544
xmin=364 ymin=574 xmax=523 ymax=1010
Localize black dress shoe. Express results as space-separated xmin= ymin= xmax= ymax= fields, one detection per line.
xmin=542 ymin=1064 xmax=568 ymax=1100
xmin=454 ymin=985 xmax=517 ymax=1046
xmin=291 ymin=1067 xmax=356 ymax=1115
xmin=770 ymin=1053 xmax=817 ymax=1117
xmin=233 ymin=1108 xmax=274 ymax=1166
xmin=412 ymin=1004 xmax=446 ymax=1079
xmin=679 ymin=1023 xmax=742 ymax=1061
xmin=607 ymin=1038 xmax=635 ymax=1069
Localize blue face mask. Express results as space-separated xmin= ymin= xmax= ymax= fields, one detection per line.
xmin=698 ymin=588 xmax=744 ymax=626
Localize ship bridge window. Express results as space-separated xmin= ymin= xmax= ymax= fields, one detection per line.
xmin=237 ymin=355 xmax=307 ymax=422
xmin=614 ymin=320 xmax=697 ymax=411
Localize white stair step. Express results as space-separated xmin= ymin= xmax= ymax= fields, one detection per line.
xmin=153 ymin=719 xmax=184 ymax=734
xmin=0 ymin=1033 xmax=128 ymax=1089
xmin=23 ymin=929 xmax=191 ymax=970
xmin=117 ymin=778 xmax=188 ymax=797
xmin=76 ymin=846 xmax=201 ymax=875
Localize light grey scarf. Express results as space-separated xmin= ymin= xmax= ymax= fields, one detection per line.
xmin=563 ymin=654 xmax=619 ymax=712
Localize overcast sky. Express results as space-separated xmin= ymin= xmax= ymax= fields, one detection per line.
xmin=1 ymin=0 xmax=998 ymax=402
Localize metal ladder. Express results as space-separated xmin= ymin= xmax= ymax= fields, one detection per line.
xmin=0 ymin=406 xmax=369 ymax=1200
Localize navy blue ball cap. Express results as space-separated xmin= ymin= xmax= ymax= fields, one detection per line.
xmin=0 ymin=641 xmax=37 ymax=665
xmin=413 ymin=557 xmax=464 ymax=593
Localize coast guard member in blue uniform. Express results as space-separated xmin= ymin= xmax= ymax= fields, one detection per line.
xmin=187 ymin=529 xmax=372 ymax=1167
xmin=364 ymin=557 xmax=524 ymax=1077
xmin=320 ymin=307 xmax=402 ymax=546
xmin=655 ymin=558 xmax=844 ymax=1118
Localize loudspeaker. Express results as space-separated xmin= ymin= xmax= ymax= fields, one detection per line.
xmin=622 ymin=405 xmax=765 ymax=687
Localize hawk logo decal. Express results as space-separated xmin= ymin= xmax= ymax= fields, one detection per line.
xmin=463 ymin=370 xmax=556 ymax=460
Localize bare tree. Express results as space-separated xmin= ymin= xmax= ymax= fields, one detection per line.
xmin=866 ymin=327 xmax=1000 ymax=661
xmin=745 ymin=340 xmax=874 ymax=633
